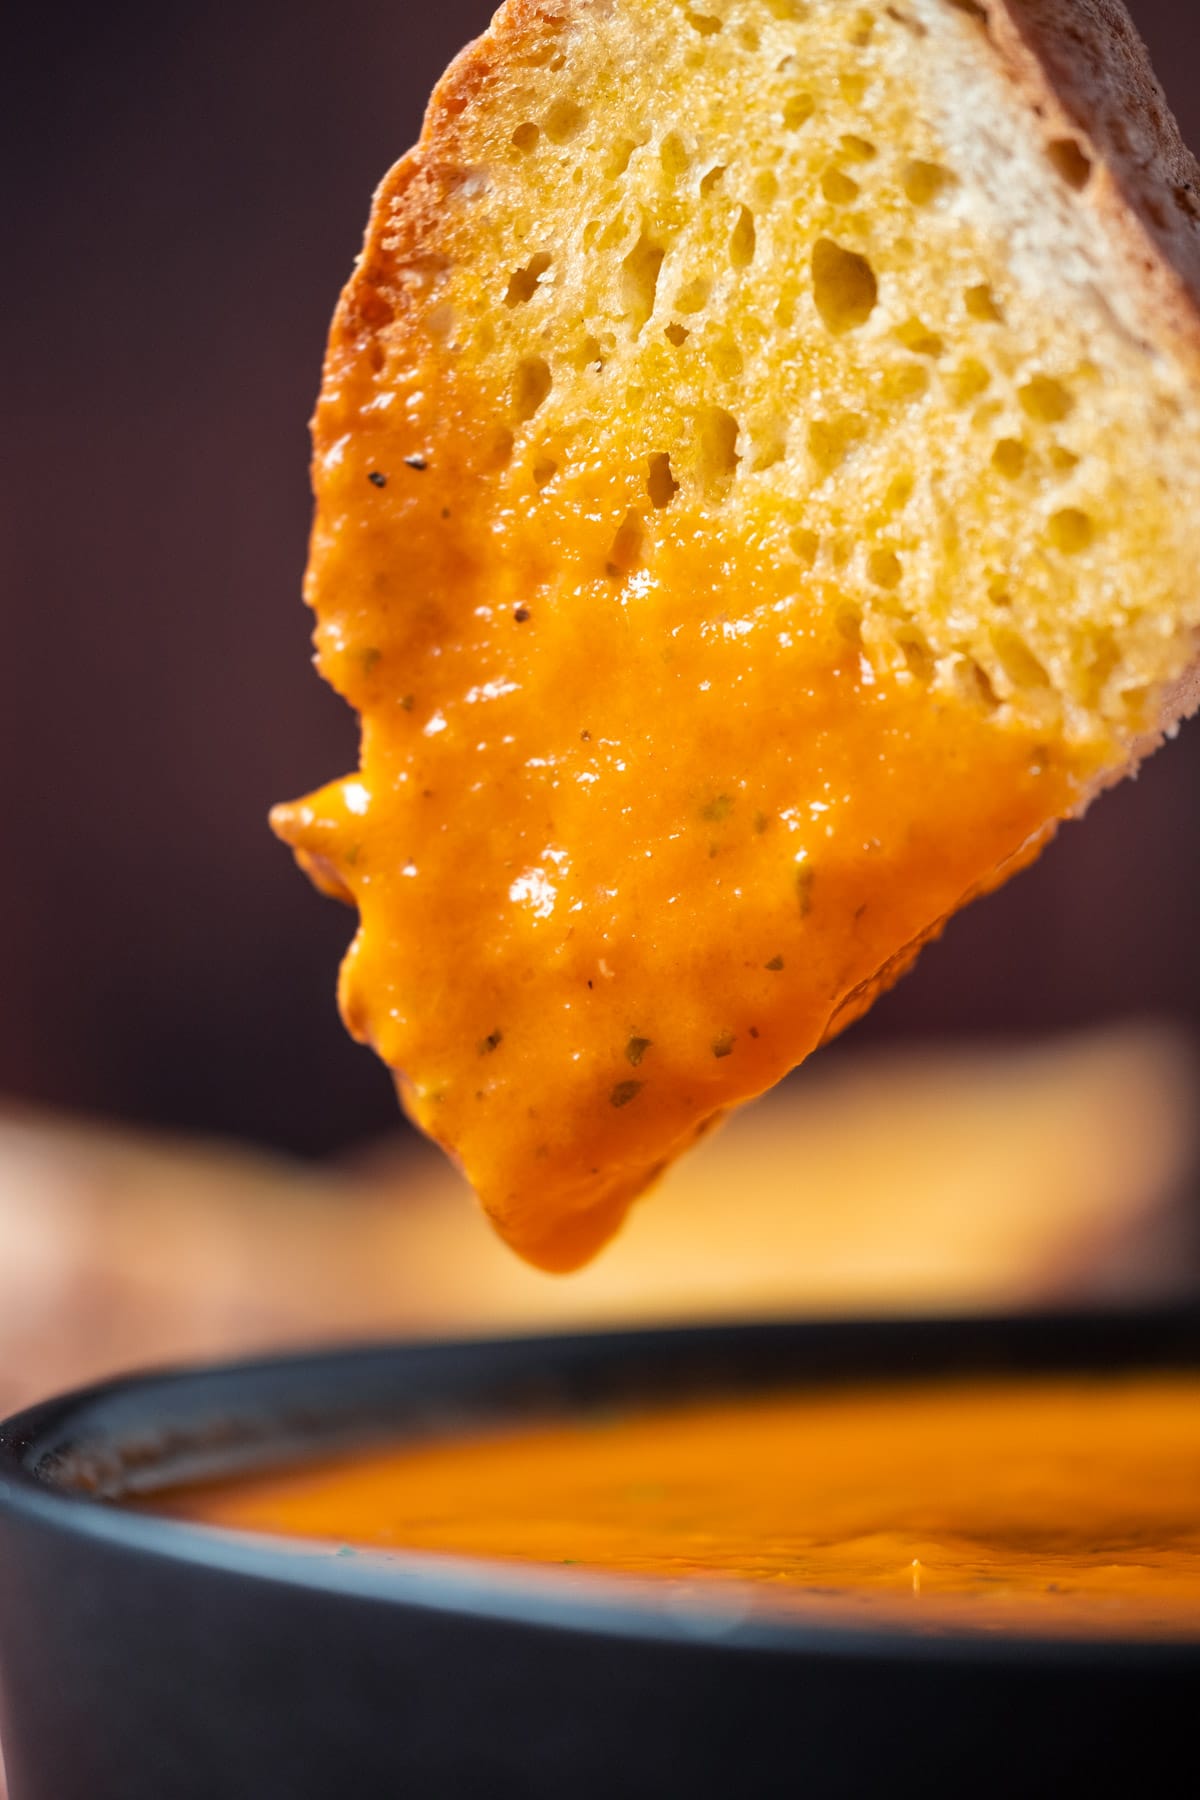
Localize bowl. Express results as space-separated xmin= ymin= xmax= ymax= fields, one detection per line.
xmin=1 ymin=1311 xmax=1198 ymax=1799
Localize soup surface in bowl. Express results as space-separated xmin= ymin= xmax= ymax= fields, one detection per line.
xmin=140 ymin=1370 xmax=1200 ymax=1638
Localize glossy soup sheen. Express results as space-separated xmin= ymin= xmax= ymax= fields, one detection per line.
xmin=142 ymin=1372 xmax=1200 ymax=1637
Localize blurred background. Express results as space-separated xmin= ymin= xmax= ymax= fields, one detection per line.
xmin=2 ymin=0 xmax=1200 ymax=1417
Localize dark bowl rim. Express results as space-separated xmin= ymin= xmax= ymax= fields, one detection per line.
xmin=4 ymin=1310 xmax=1200 ymax=1670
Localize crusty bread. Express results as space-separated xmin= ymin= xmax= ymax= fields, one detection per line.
xmin=273 ymin=0 xmax=1200 ymax=1270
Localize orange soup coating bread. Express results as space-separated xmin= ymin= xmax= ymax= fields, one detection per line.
xmin=273 ymin=0 xmax=1200 ymax=1271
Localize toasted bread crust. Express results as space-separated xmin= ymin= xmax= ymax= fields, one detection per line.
xmin=973 ymin=1 xmax=1200 ymax=369
xmin=319 ymin=2 xmax=570 ymax=400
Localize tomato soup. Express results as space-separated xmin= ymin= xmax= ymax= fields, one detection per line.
xmin=140 ymin=1373 xmax=1200 ymax=1637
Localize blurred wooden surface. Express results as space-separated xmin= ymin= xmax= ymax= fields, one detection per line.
xmin=1 ymin=1029 xmax=1195 ymax=1418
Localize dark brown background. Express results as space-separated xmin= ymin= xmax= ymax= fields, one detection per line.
xmin=3 ymin=1 xmax=1199 ymax=1158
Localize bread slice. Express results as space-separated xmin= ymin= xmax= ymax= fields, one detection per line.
xmin=272 ymin=0 xmax=1200 ymax=1271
